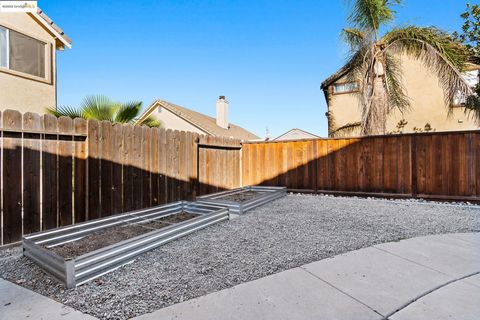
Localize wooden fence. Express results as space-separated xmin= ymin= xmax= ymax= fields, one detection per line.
xmin=1 ymin=109 xmax=479 ymax=246
xmin=0 ymin=110 xmax=241 ymax=245
xmin=242 ymin=131 xmax=480 ymax=200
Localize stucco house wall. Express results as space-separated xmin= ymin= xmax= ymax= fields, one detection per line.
xmin=149 ymin=106 xmax=205 ymax=134
xmin=325 ymin=54 xmax=478 ymax=136
xmin=0 ymin=12 xmax=67 ymax=114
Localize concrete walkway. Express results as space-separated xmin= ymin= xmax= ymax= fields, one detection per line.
xmin=0 ymin=278 xmax=96 ymax=319
xmin=134 ymin=233 xmax=480 ymax=320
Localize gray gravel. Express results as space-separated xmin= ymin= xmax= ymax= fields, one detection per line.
xmin=1 ymin=194 xmax=480 ymax=319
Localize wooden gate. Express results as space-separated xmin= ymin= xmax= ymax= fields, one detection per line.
xmin=197 ymin=136 xmax=242 ymax=195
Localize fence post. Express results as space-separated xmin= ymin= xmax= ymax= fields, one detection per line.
xmin=410 ymin=134 xmax=417 ymax=198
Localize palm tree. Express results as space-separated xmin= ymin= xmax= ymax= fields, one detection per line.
xmin=342 ymin=0 xmax=474 ymax=135
xmin=46 ymin=95 xmax=161 ymax=127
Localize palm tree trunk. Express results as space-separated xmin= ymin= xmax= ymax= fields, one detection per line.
xmin=367 ymin=76 xmax=387 ymax=135
xmin=362 ymin=52 xmax=388 ymax=136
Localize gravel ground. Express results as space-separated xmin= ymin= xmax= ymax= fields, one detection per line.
xmin=1 ymin=194 xmax=480 ymax=319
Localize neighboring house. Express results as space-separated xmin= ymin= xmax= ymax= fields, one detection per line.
xmin=273 ymin=128 xmax=320 ymax=141
xmin=137 ymin=96 xmax=259 ymax=140
xmin=0 ymin=8 xmax=71 ymax=113
xmin=321 ymin=54 xmax=480 ymax=137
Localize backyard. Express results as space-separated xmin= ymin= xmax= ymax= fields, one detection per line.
xmin=1 ymin=194 xmax=479 ymax=319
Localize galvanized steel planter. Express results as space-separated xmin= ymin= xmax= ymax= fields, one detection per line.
xmin=22 ymin=201 xmax=229 ymax=288
xmin=196 ymin=186 xmax=287 ymax=215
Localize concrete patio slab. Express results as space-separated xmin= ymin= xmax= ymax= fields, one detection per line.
xmin=135 ymin=267 xmax=382 ymax=320
xmin=301 ymin=246 xmax=452 ymax=316
xmin=374 ymin=233 xmax=480 ymax=277
xmin=0 ymin=278 xmax=96 ymax=320
xmin=447 ymin=232 xmax=480 ymax=245
xmin=390 ymin=274 xmax=480 ymax=320
xmin=464 ymin=273 xmax=480 ymax=288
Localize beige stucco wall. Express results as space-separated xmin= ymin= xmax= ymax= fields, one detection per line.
xmin=0 ymin=13 xmax=57 ymax=114
xmin=149 ymin=106 xmax=206 ymax=134
xmin=327 ymin=54 xmax=478 ymax=136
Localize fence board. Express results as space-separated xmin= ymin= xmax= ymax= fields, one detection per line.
xmin=122 ymin=125 xmax=134 ymax=211
xmin=111 ymin=124 xmax=123 ymax=214
xmin=150 ymin=128 xmax=160 ymax=205
xmin=42 ymin=114 xmax=58 ymax=230
xmin=3 ymin=110 xmax=23 ymax=243
xmin=158 ymin=128 xmax=167 ymax=203
xmin=73 ymin=118 xmax=87 ymax=223
xmin=58 ymin=117 xmax=73 ymax=226
xmin=142 ymin=126 xmax=151 ymax=207
xmin=87 ymin=120 xmax=101 ymax=219
xmin=100 ymin=121 xmax=113 ymax=217
xmin=22 ymin=112 xmax=42 ymax=235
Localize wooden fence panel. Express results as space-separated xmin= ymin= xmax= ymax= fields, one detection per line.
xmin=243 ymin=131 xmax=480 ymax=200
xmin=3 ymin=110 xmax=23 ymax=243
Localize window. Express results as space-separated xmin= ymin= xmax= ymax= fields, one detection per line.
xmin=0 ymin=26 xmax=47 ymax=79
xmin=0 ymin=27 xmax=6 ymax=68
xmin=453 ymin=69 xmax=479 ymax=106
xmin=332 ymin=82 xmax=359 ymax=94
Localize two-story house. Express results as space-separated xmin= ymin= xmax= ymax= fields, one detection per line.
xmin=0 ymin=8 xmax=71 ymax=113
xmin=321 ymin=54 xmax=479 ymax=137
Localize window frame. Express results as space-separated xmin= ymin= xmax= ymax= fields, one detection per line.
xmin=0 ymin=23 xmax=52 ymax=84
xmin=451 ymin=68 xmax=479 ymax=108
xmin=331 ymin=81 xmax=359 ymax=95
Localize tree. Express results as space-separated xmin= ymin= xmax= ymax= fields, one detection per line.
xmin=46 ymin=95 xmax=161 ymax=127
xmin=343 ymin=0 xmax=473 ymax=135
xmin=454 ymin=3 xmax=480 ymax=122
xmin=454 ymin=3 xmax=480 ymax=60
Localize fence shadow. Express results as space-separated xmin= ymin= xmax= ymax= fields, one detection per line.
xmin=243 ymin=131 xmax=480 ymax=201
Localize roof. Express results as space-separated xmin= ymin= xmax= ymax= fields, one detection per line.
xmin=31 ymin=8 xmax=72 ymax=49
xmin=138 ymin=99 xmax=259 ymax=141
xmin=273 ymin=128 xmax=321 ymax=141
xmin=320 ymin=64 xmax=350 ymax=90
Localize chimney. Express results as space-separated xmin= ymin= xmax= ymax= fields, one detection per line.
xmin=216 ymin=95 xmax=229 ymax=129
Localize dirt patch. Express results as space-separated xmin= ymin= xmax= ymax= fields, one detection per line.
xmin=219 ymin=191 xmax=264 ymax=202
xmin=49 ymin=212 xmax=198 ymax=258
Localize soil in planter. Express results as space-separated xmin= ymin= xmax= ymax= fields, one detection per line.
xmin=48 ymin=212 xmax=197 ymax=258
xmin=219 ymin=191 xmax=264 ymax=202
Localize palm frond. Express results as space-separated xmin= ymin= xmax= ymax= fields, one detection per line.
xmin=342 ymin=28 xmax=367 ymax=50
xmin=383 ymin=51 xmax=410 ymax=112
xmin=46 ymin=105 xmax=84 ymax=119
xmin=80 ymin=95 xmax=115 ymax=121
xmin=383 ymin=26 xmax=472 ymax=109
xmin=330 ymin=122 xmax=362 ymax=137
xmin=115 ymin=101 xmax=142 ymax=123
xmin=138 ymin=116 xmax=162 ymax=128
xmin=348 ymin=0 xmax=401 ymax=33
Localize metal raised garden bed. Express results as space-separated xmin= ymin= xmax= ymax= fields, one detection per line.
xmin=22 ymin=201 xmax=229 ymax=288
xmin=196 ymin=186 xmax=287 ymax=215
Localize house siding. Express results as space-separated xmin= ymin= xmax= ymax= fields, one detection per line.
xmin=0 ymin=13 xmax=57 ymax=114
xmin=327 ymin=54 xmax=478 ymax=136
xmin=150 ymin=106 xmax=206 ymax=134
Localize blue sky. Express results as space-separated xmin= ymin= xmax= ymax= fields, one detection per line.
xmin=41 ymin=0 xmax=467 ymax=138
